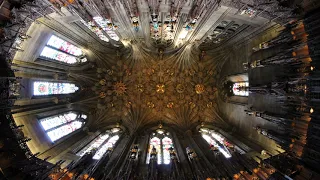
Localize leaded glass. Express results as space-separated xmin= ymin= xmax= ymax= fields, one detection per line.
xmin=81 ymin=20 xmax=109 ymax=42
xmin=93 ymin=135 xmax=119 ymax=160
xmin=78 ymin=134 xmax=109 ymax=156
xmin=232 ymin=82 xmax=249 ymax=96
xmin=33 ymin=81 xmax=79 ymax=96
xmin=46 ymin=35 xmax=83 ymax=56
xmin=40 ymin=47 xmax=77 ymax=64
xmin=146 ymin=137 xmax=162 ymax=164
xmin=93 ymin=16 xmax=120 ymax=41
xmin=201 ymin=133 xmax=231 ymax=158
xmin=200 ymin=129 xmax=232 ymax=158
xmin=40 ymin=112 xmax=78 ymax=131
xmin=162 ymin=136 xmax=173 ymax=164
xmin=46 ymin=120 xmax=84 ymax=142
xmin=39 ymin=112 xmax=86 ymax=143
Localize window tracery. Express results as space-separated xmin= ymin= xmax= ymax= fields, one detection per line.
xmin=40 ymin=35 xmax=87 ymax=64
xmin=33 ymin=81 xmax=79 ymax=96
xmin=76 ymin=128 xmax=122 ymax=160
xmin=93 ymin=17 xmax=119 ymax=41
xmin=39 ymin=112 xmax=86 ymax=142
xmin=232 ymin=82 xmax=249 ymax=96
xmin=146 ymin=129 xmax=175 ymax=165
xmin=200 ymin=128 xmax=246 ymax=158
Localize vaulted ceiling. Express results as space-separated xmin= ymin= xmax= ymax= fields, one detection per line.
xmin=44 ymin=0 xmax=299 ymax=133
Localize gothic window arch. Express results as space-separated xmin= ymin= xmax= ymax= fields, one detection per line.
xmin=232 ymin=82 xmax=249 ymax=96
xmin=81 ymin=20 xmax=109 ymax=42
xmin=40 ymin=35 xmax=87 ymax=64
xmin=33 ymin=81 xmax=79 ymax=96
xmin=146 ymin=129 xmax=175 ymax=165
xmin=199 ymin=128 xmax=246 ymax=158
xmin=93 ymin=16 xmax=120 ymax=41
xmin=76 ymin=127 xmax=122 ymax=160
xmin=39 ymin=111 xmax=87 ymax=142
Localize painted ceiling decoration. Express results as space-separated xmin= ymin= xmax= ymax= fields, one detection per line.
xmin=32 ymin=0 xmax=297 ymax=133
xmin=89 ymin=56 xmax=219 ymax=132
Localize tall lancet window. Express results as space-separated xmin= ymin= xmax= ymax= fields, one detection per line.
xmin=81 ymin=20 xmax=109 ymax=42
xmin=77 ymin=128 xmax=122 ymax=160
xmin=39 ymin=112 xmax=87 ymax=142
xmin=93 ymin=16 xmax=120 ymax=41
xmin=40 ymin=35 xmax=87 ymax=64
xmin=232 ymin=82 xmax=249 ymax=96
xmin=33 ymin=81 xmax=79 ymax=96
xmin=146 ymin=128 xmax=175 ymax=165
xmin=200 ymin=128 xmax=245 ymax=158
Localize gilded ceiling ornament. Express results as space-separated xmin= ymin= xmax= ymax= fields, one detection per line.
xmin=156 ymin=84 xmax=165 ymax=94
xmin=167 ymin=102 xmax=174 ymax=108
xmin=195 ymin=84 xmax=205 ymax=94
xmin=189 ymin=70 xmax=196 ymax=76
xmin=207 ymin=102 xmax=213 ymax=108
xmin=99 ymin=92 xmax=106 ymax=98
xmin=147 ymin=101 xmax=155 ymax=108
xmin=136 ymin=84 xmax=144 ymax=92
xmin=107 ymin=69 xmax=113 ymax=75
xmin=126 ymin=101 xmax=132 ymax=108
xmin=147 ymin=68 xmax=155 ymax=75
xmin=113 ymin=81 xmax=127 ymax=96
xmin=189 ymin=102 xmax=196 ymax=108
xmin=125 ymin=69 xmax=131 ymax=76
xmin=176 ymin=84 xmax=185 ymax=93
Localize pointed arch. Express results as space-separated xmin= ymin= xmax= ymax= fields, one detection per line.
xmin=39 ymin=35 xmax=87 ymax=64
xmin=199 ymin=128 xmax=246 ymax=158
xmin=146 ymin=129 xmax=176 ymax=165
xmin=76 ymin=127 xmax=122 ymax=160
xmin=39 ymin=111 xmax=87 ymax=142
xmin=33 ymin=81 xmax=79 ymax=96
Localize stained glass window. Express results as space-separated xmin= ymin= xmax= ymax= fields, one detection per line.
xmin=232 ymin=82 xmax=249 ymax=96
xmin=77 ymin=134 xmax=110 ymax=157
xmin=46 ymin=35 xmax=82 ymax=56
xmin=77 ymin=128 xmax=122 ymax=160
xmin=93 ymin=135 xmax=120 ymax=160
xmin=240 ymin=7 xmax=257 ymax=17
xmin=146 ymin=131 xmax=175 ymax=165
xmin=40 ymin=47 xmax=78 ymax=64
xmin=93 ymin=16 xmax=120 ymax=41
xmin=200 ymin=128 xmax=243 ymax=158
xmin=39 ymin=112 xmax=86 ymax=142
xmin=81 ymin=20 xmax=109 ymax=42
xmin=162 ymin=137 xmax=173 ymax=164
xmin=33 ymin=81 xmax=79 ymax=96
xmin=40 ymin=35 xmax=85 ymax=64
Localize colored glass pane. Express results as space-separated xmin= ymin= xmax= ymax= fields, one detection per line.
xmin=146 ymin=137 xmax=162 ymax=164
xmin=93 ymin=16 xmax=119 ymax=41
xmin=81 ymin=20 xmax=109 ymax=42
xmin=47 ymin=35 xmax=82 ymax=56
xmin=232 ymin=82 xmax=249 ymax=96
xmin=33 ymin=81 xmax=79 ymax=96
xmin=162 ymin=137 xmax=173 ymax=164
xmin=40 ymin=112 xmax=78 ymax=131
xmin=78 ymin=134 xmax=109 ymax=156
xmin=46 ymin=120 xmax=84 ymax=142
xmin=93 ymin=135 xmax=119 ymax=160
xmin=40 ymin=47 xmax=78 ymax=64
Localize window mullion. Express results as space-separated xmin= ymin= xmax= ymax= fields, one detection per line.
xmin=45 ymin=118 xmax=80 ymax=132
xmin=45 ymin=45 xmax=79 ymax=58
xmin=160 ymin=136 xmax=164 ymax=164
